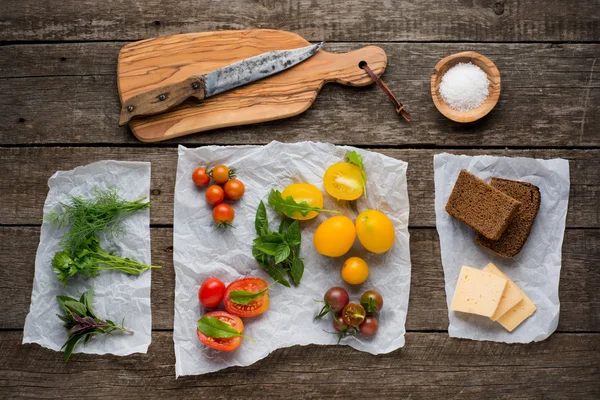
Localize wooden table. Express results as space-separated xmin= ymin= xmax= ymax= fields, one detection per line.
xmin=1 ymin=1 xmax=599 ymax=398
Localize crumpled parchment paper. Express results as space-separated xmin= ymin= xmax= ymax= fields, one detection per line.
xmin=23 ymin=161 xmax=153 ymax=356
xmin=434 ymin=153 xmax=570 ymax=343
xmin=173 ymin=141 xmax=411 ymax=376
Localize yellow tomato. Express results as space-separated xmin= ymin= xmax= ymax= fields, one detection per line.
xmin=281 ymin=183 xmax=324 ymax=220
xmin=313 ymin=216 xmax=356 ymax=257
xmin=356 ymin=210 xmax=395 ymax=253
xmin=323 ymin=162 xmax=364 ymax=201
xmin=341 ymin=257 xmax=369 ymax=285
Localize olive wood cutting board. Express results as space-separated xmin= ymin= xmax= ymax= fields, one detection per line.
xmin=117 ymin=29 xmax=387 ymax=142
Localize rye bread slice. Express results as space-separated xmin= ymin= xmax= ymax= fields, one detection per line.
xmin=445 ymin=170 xmax=521 ymax=240
xmin=475 ymin=178 xmax=541 ymax=257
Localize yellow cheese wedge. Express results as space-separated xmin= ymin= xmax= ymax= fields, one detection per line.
xmin=450 ymin=266 xmax=508 ymax=317
xmin=484 ymin=263 xmax=537 ymax=332
xmin=484 ymin=263 xmax=524 ymax=321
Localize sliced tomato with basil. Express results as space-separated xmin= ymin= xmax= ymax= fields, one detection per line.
xmin=196 ymin=311 xmax=244 ymax=352
xmin=224 ymin=277 xmax=270 ymax=317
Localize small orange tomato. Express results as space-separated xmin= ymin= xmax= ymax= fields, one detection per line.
xmin=213 ymin=203 xmax=235 ymax=226
xmin=192 ymin=167 xmax=210 ymax=187
xmin=212 ymin=165 xmax=233 ymax=185
xmin=206 ymin=185 xmax=225 ymax=205
xmin=224 ymin=179 xmax=245 ymax=200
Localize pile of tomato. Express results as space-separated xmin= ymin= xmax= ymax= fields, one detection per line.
xmin=192 ymin=164 xmax=245 ymax=226
xmin=197 ymin=277 xmax=270 ymax=352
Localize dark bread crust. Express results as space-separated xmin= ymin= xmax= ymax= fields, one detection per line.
xmin=475 ymin=178 xmax=541 ymax=257
xmin=445 ymin=170 xmax=521 ymax=240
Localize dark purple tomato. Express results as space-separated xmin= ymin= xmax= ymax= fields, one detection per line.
xmin=333 ymin=314 xmax=348 ymax=332
xmin=360 ymin=290 xmax=384 ymax=313
xmin=359 ymin=315 xmax=379 ymax=336
xmin=342 ymin=303 xmax=366 ymax=327
xmin=324 ymin=287 xmax=350 ymax=313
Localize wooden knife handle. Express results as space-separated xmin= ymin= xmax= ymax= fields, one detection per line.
xmin=119 ymin=76 xmax=206 ymax=126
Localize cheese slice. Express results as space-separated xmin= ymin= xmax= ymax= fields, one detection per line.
xmin=484 ymin=263 xmax=524 ymax=321
xmin=450 ymin=266 xmax=508 ymax=317
xmin=484 ymin=263 xmax=537 ymax=332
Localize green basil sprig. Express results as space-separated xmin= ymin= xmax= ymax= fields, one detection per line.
xmin=229 ymin=282 xmax=275 ymax=305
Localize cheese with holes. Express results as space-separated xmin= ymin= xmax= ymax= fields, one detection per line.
xmin=484 ymin=263 xmax=537 ymax=332
xmin=450 ymin=266 xmax=508 ymax=317
xmin=484 ymin=263 xmax=524 ymax=321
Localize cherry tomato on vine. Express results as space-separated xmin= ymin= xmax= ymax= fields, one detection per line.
xmin=192 ymin=167 xmax=210 ymax=187
xmin=211 ymin=165 xmax=234 ymax=185
xmin=213 ymin=203 xmax=235 ymax=226
xmin=333 ymin=314 xmax=348 ymax=332
xmin=359 ymin=315 xmax=379 ymax=336
xmin=198 ymin=277 xmax=226 ymax=308
xmin=224 ymin=179 xmax=245 ymax=200
xmin=206 ymin=185 xmax=224 ymax=205
xmin=196 ymin=311 xmax=244 ymax=352
xmin=360 ymin=290 xmax=384 ymax=313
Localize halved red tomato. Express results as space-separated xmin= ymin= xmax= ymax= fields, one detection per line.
xmin=224 ymin=277 xmax=270 ymax=317
xmin=196 ymin=311 xmax=244 ymax=352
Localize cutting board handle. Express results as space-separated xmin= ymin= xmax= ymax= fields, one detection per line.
xmin=317 ymin=46 xmax=388 ymax=87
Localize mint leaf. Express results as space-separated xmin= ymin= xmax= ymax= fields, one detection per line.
xmin=197 ymin=316 xmax=250 ymax=340
xmin=346 ymin=151 xmax=367 ymax=197
xmin=268 ymin=189 xmax=338 ymax=217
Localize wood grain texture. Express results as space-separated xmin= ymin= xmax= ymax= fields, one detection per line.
xmin=1 ymin=227 xmax=597 ymax=332
xmin=1 ymin=0 xmax=599 ymax=42
xmin=1 ymin=331 xmax=599 ymax=399
xmin=1 ymin=42 xmax=597 ymax=146
xmin=118 ymin=30 xmax=386 ymax=141
xmin=0 ymin=147 xmax=597 ymax=228
xmin=431 ymin=51 xmax=501 ymax=123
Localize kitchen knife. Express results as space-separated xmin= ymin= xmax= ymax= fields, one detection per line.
xmin=119 ymin=42 xmax=324 ymax=126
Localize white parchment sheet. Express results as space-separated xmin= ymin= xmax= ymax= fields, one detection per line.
xmin=23 ymin=161 xmax=153 ymax=356
xmin=434 ymin=153 xmax=570 ymax=343
xmin=173 ymin=141 xmax=411 ymax=376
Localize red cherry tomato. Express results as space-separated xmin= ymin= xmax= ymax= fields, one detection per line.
xmin=206 ymin=185 xmax=224 ymax=205
xmin=196 ymin=311 xmax=243 ymax=352
xmin=224 ymin=179 xmax=245 ymax=200
xmin=213 ymin=203 xmax=235 ymax=226
xmin=224 ymin=277 xmax=270 ymax=317
xmin=212 ymin=165 xmax=232 ymax=185
xmin=359 ymin=315 xmax=379 ymax=336
xmin=198 ymin=277 xmax=226 ymax=308
xmin=192 ymin=167 xmax=210 ymax=187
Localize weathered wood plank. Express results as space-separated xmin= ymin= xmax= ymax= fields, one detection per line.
xmin=0 ymin=147 xmax=597 ymax=227
xmin=1 ymin=227 xmax=597 ymax=332
xmin=1 ymin=331 xmax=598 ymax=399
xmin=1 ymin=1 xmax=599 ymax=42
xmin=1 ymin=42 xmax=598 ymax=147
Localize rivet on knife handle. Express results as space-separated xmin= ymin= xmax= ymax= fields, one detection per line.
xmin=119 ymin=76 xmax=206 ymax=126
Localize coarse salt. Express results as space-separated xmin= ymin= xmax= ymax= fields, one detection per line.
xmin=439 ymin=62 xmax=489 ymax=112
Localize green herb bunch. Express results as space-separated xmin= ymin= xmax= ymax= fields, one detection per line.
xmin=57 ymin=287 xmax=132 ymax=362
xmin=47 ymin=188 xmax=160 ymax=285
xmin=252 ymin=201 xmax=304 ymax=287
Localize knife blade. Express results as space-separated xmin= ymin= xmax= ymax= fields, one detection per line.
xmin=119 ymin=42 xmax=324 ymax=126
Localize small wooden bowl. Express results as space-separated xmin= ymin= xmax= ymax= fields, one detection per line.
xmin=431 ymin=51 xmax=501 ymax=123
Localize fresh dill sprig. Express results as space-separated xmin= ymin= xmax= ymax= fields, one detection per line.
xmin=46 ymin=188 xmax=150 ymax=255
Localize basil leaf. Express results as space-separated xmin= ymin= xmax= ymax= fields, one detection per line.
xmin=229 ymin=282 xmax=274 ymax=305
xmin=254 ymin=201 xmax=270 ymax=236
xmin=268 ymin=189 xmax=338 ymax=217
xmin=258 ymin=232 xmax=286 ymax=243
xmin=253 ymin=250 xmax=291 ymax=288
xmin=290 ymin=257 xmax=304 ymax=285
xmin=85 ymin=287 xmax=94 ymax=316
xmin=253 ymin=242 xmax=278 ymax=256
xmin=274 ymin=244 xmax=291 ymax=264
xmin=62 ymin=335 xmax=83 ymax=363
xmin=197 ymin=316 xmax=244 ymax=339
xmin=345 ymin=151 xmax=367 ymax=197
xmin=56 ymin=295 xmax=75 ymax=314
xmin=278 ymin=219 xmax=287 ymax=234
xmin=64 ymin=300 xmax=87 ymax=317
xmin=285 ymin=220 xmax=301 ymax=247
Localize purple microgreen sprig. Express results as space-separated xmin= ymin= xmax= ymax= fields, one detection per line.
xmin=56 ymin=287 xmax=132 ymax=362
